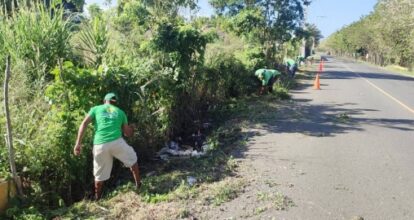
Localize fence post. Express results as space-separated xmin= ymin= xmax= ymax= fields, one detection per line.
xmin=3 ymin=55 xmax=24 ymax=197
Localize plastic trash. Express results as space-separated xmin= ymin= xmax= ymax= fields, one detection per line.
xmin=160 ymin=154 xmax=169 ymax=161
xmin=202 ymin=144 xmax=213 ymax=152
xmin=168 ymin=141 xmax=180 ymax=150
xmin=187 ymin=176 xmax=197 ymax=186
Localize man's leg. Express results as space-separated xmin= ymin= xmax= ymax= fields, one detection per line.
xmin=95 ymin=181 xmax=104 ymax=200
xmin=268 ymin=76 xmax=275 ymax=93
xmin=112 ymin=139 xmax=141 ymax=189
xmin=293 ymin=66 xmax=297 ymax=77
xmin=130 ymin=162 xmax=141 ymax=189
xmin=93 ymin=143 xmax=112 ymax=201
xmin=289 ymin=66 xmax=295 ymax=77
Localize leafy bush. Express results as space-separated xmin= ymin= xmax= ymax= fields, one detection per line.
xmin=203 ymin=53 xmax=256 ymax=100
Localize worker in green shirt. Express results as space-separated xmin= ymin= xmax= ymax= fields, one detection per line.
xmin=255 ymin=68 xmax=281 ymax=94
xmin=285 ymin=58 xmax=298 ymax=77
xmin=74 ymin=93 xmax=141 ymax=200
xmin=296 ymin=55 xmax=305 ymax=66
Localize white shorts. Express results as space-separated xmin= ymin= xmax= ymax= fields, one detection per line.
xmin=93 ymin=138 xmax=138 ymax=181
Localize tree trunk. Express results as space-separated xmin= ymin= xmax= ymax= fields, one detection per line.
xmin=4 ymin=55 xmax=24 ymax=197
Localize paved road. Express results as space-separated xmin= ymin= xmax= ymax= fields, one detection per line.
xmin=245 ymin=57 xmax=414 ymax=219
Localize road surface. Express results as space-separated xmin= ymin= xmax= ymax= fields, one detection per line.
xmin=207 ymin=57 xmax=414 ymax=219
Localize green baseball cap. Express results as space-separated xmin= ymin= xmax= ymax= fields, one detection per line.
xmin=104 ymin=92 xmax=118 ymax=101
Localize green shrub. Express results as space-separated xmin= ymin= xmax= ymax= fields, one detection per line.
xmin=203 ymin=53 xmax=256 ymax=100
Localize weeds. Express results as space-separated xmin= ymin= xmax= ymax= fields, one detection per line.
xmin=254 ymin=206 xmax=268 ymax=215
xmin=204 ymin=178 xmax=247 ymax=206
xmin=177 ymin=208 xmax=192 ymax=218
xmin=256 ymin=191 xmax=295 ymax=211
xmin=273 ymin=192 xmax=295 ymax=211
xmin=257 ymin=192 xmax=270 ymax=201
xmin=273 ymin=80 xmax=292 ymax=100
xmin=336 ymin=113 xmax=351 ymax=123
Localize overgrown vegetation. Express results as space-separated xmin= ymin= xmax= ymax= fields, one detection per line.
xmin=37 ymin=115 xmax=247 ymax=219
xmin=322 ymin=0 xmax=414 ymax=69
xmin=0 ymin=0 xmax=316 ymax=218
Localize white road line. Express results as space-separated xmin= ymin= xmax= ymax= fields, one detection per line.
xmin=341 ymin=63 xmax=414 ymax=115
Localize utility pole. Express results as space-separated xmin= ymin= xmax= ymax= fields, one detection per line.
xmin=301 ymin=3 xmax=308 ymax=58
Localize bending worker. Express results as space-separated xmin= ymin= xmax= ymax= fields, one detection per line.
xmin=285 ymin=58 xmax=298 ymax=77
xmin=74 ymin=93 xmax=141 ymax=200
xmin=296 ymin=55 xmax=305 ymax=66
xmin=255 ymin=68 xmax=281 ymax=94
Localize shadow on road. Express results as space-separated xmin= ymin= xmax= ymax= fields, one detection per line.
xmin=301 ymin=58 xmax=414 ymax=82
xmin=302 ymin=69 xmax=414 ymax=82
xmin=318 ymin=70 xmax=414 ymax=82
xmin=243 ymin=96 xmax=414 ymax=138
xmin=259 ymin=61 xmax=414 ymax=136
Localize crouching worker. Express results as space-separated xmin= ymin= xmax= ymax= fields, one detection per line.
xmin=296 ymin=55 xmax=305 ymax=67
xmin=285 ymin=58 xmax=298 ymax=78
xmin=255 ymin=68 xmax=281 ymax=95
xmin=73 ymin=93 xmax=141 ymax=200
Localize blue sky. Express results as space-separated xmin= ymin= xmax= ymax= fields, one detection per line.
xmin=307 ymin=0 xmax=378 ymax=38
xmin=85 ymin=0 xmax=378 ymax=38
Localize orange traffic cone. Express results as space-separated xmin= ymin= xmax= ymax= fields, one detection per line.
xmin=314 ymin=73 xmax=321 ymax=90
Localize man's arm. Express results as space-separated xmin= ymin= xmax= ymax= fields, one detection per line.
xmin=74 ymin=115 xmax=92 ymax=156
xmin=120 ymin=111 xmax=134 ymax=137
xmin=259 ymin=86 xmax=266 ymax=95
xmin=122 ymin=124 xmax=134 ymax=137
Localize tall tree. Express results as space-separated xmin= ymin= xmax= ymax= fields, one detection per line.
xmin=209 ymin=0 xmax=309 ymax=63
xmin=323 ymin=0 xmax=414 ymax=68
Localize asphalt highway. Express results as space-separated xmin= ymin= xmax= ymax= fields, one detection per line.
xmin=249 ymin=57 xmax=414 ymax=219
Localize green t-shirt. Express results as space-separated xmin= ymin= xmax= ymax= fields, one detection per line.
xmin=88 ymin=104 xmax=128 ymax=145
xmin=255 ymin=69 xmax=281 ymax=86
xmin=286 ymin=58 xmax=296 ymax=66
xmin=297 ymin=56 xmax=305 ymax=63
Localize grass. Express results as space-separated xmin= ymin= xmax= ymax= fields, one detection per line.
xmin=272 ymin=192 xmax=295 ymax=211
xmin=205 ymin=178 xmax=247 ymax=206
xmin=364 ymin=61 xmax=414 ymax=77
xmin=177 ymin=208 xmax=192 ymax=218
xmin=51 ymin=201 xmax=109 ymax=219
xmin=254 ymin=206 xmax=268 ymax=215
xmin=340 ymin=56 xmax=414 ymax=78
xmin=385 ymin=65 xmax=414 ymax=77
xmin=256 ymin=191 xmax=295 ymax=212
xmin=335 ymin=112 xmax=351 ymax=123
xmin=273 ymin=81 xmax=292 ymax=100
xmin=257 ymin=192 xmax=270 ymax=201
